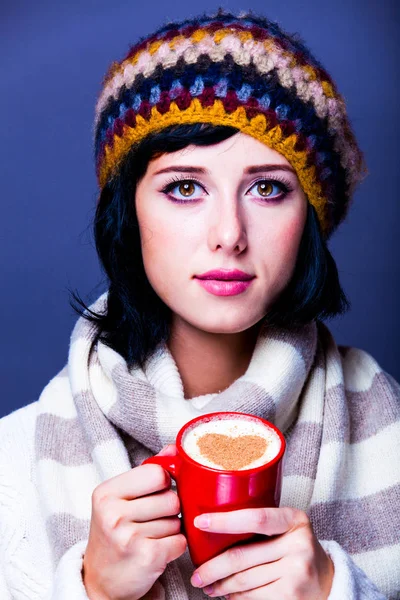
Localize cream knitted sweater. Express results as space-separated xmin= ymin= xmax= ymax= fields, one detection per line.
xmin=0 ymin=297 xmax=399 ymax=599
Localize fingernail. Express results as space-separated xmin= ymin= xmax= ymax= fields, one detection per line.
xmin=191 ymin=572 xmax=202 ymax=586
xmin=203 ymin=584 xmax=214 ymax=594
xmin=194 ymin=514 xmax=210 ymax=529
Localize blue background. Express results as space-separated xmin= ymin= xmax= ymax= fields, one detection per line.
xmin=1 ymin=0 xmax=399 ymax=418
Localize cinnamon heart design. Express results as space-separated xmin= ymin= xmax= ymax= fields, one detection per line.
xmin=196 ymin=433 xmax=268 ymax=470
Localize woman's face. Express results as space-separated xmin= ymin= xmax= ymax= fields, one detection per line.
xmin=135 ymin=132 xmax=308 ymax=334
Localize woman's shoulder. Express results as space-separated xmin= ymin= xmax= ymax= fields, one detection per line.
xmin=0 ymin=400 xmax=39 ymax=476
xmin=334 ymin=342 xmax=400 ymax=440
xmin=318 ymin=322 xmax=399 ymax=397
xmin=337 ymin=343 xmax=399 ymax=396
xmin=0 ymin=369 xmax=72 ymax=598
xmin=0 ymin=363 xmax=71 ymax=479
xmin=0 ymin=400 xmax=40 ymax=549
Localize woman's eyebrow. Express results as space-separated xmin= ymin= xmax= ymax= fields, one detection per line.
xmin=245 ymin=164 xmax=296 ymax=175
xmin=153 ymin=164 xmax=296 ymax=176
xmin=153 ymin=166 xmax=208 ymax=175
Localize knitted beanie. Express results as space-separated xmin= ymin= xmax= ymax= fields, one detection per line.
xmin=93 ymin=8 xmax=368 ymax=240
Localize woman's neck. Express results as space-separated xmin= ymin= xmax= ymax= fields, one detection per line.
xmin=167 ymin=317 xmax=264 ymax=399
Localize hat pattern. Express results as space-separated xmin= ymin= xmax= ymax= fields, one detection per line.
xmin=94 ymin=10 xmax=367 ymax=239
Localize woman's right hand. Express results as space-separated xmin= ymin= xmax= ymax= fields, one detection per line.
xmin=82 ymin=444 xmax=187 ymax=600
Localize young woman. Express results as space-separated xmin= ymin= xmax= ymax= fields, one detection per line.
xmin=0 ymin=9 xmax=398 ymax=600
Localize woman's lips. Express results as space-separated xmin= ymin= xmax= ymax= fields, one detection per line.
xmin=195 ymin=278 xmax=255 ymax=296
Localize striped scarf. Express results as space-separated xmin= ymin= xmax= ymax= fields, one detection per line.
xmin=35 ymin=291 xmax=400 ymax=598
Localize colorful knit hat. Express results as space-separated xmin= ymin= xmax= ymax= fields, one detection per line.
xmin=93 ymin=9 xmax=368 ymax=240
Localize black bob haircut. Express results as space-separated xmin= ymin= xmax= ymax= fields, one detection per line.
xmin=70 ymin=122 xmax=350 ymax=368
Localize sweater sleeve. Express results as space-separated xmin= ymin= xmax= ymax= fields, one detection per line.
xmin=47 ymin=539 xmax=91 ymax=600
xmin=50 ymin=541 xmax=167 ymax=600
xmin=0 ymin=563 xmax=12 ymax=600
xmin=320 ymin=540 xmax=388 ymax=599
xmin=0 ymin=401 xmax=92 ymax=600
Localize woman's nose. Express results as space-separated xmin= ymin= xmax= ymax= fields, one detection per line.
xmin=207 ymin=198 xmax=248 ymax=254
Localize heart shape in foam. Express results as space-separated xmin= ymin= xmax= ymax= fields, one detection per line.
xmin=196 ymin=433 xmax=268 ymax=470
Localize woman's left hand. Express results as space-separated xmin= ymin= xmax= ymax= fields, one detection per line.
xmin=190 ymin=506 xmax=334 ymax=599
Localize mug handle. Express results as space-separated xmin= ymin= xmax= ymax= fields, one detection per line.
xmin=142 ymin=454 xmax=182 ymax=479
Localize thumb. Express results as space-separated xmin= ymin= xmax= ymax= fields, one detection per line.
xmin=157 ymin=443 xmax=178 ymax=457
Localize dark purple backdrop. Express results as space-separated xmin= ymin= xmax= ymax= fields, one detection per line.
xmin=1 ymin=0 xmax=399 ymax=418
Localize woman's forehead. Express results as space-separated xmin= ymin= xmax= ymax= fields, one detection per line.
xmin=146 ymin=133 xmax=292 ymax=175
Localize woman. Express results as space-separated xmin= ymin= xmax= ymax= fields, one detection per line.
xmin=0 ymin=8 xmax=398 ymax=600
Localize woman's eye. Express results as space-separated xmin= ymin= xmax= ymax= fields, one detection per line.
xmin=248 ymin=180 xmax=288 ymax=200
xmin=163 ymin=180 xmax=204 ymax=201
xmin=162 ymin=178 xmax=290 ymax=203
xmin=176 ymin=181 xmax=198 ymax=197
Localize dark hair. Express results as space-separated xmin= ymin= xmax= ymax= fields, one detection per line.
xmin=69 ymin=123 xmax=350 ymax=368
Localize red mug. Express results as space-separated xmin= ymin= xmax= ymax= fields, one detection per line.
xmin=142 ymin=411 xmax=286 ymax=567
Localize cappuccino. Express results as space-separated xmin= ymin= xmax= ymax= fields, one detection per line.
xmin=182 ymin=415 xmax=281 ymax=471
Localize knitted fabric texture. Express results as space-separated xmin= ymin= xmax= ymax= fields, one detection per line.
xmin=94 ymin=9 xmax=368 ymax=240
xmin=32 ymin=291 xmax=399 ymax=598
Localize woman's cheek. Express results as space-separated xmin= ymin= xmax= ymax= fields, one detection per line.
xmin=141 ymin=229 xmax=188 ymax=297
xmin=268 ymin=216 xmax=305 ymax=285
xmin=281 ymin=205 xmax=306 ymax=251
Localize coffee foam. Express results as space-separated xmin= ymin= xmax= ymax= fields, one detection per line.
xmin=182 ymin=417 xmax=281 ymax=471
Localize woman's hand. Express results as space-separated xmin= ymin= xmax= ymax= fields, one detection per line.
xmin=190 ymin=506 xmax=334 ymax=599
xmin=82 ymin=445 xmax=187 ymax=600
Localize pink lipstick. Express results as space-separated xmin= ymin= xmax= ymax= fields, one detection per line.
xmin=194 ymin=269 xmax=255 ymax=297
